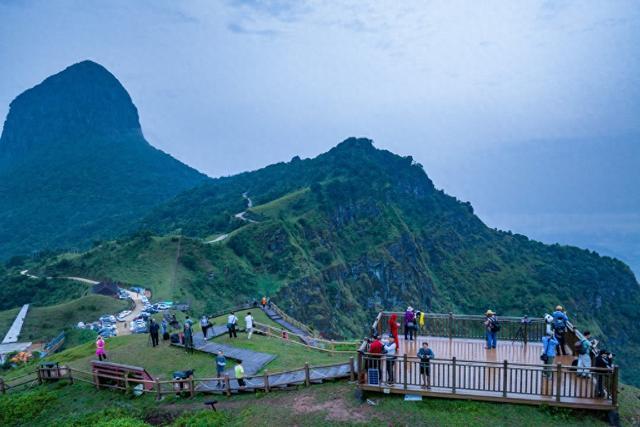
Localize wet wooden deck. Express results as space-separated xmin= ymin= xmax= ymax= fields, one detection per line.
xmin=360 ymin=336 xmax=615 ymax=410
xmin=397 ymin=336 xmax=574 ymax=365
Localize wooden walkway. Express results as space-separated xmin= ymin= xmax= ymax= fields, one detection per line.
xmin=262 ymin=306 xmax=312 ymax=345
xmin=197 ymin=362 xmax=352 ymax=393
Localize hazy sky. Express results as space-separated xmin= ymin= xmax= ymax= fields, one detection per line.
xmin=1 ymin=0 xmax=639 ymax=271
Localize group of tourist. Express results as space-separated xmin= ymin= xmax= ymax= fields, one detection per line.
xmin=359 ymin=304 xmax=615 ymax=392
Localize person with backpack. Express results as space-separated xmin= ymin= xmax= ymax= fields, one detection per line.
xmin=552 ymin=305 xmax=569 ymax=355
xmin=383 ymin=334 xmax=397 ymax=385
xmin=216 ymin=350 xmax=227 ymax=388
xmin=404 ymin=307 xmax=416 ymax=341
xmin=417 ymin=341 xmax=435 ymax=388
xmin=484 ymin=310 xmax=499 ymax=349
xmin=577 ymin=331 xmax=593 ymax=378
xmin=541 ymin=331 xmax=559 ymax=378
xmin=227 ymin=311 xmax=238 ymax=338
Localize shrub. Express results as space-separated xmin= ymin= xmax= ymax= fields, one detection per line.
xmin=0 ymin=388 xmax=56 ymax=426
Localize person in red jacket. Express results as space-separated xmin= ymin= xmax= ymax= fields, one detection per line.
xmin=367 ymin=335 xmax=384 ymax=382
xmin=389 ymin=313 xmax=400 ymax=349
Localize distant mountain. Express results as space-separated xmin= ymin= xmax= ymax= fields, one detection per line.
xmin=42 ymin=137 xmax=640 ymax=385
xmin=0 ymin=60 xmax=208 ymax=258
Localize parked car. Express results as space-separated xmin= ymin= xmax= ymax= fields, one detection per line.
xmin=99 ymin=315 xmax=116 ymax=324
xmin=156 ymin=303 xmax=169 ymax=310
xmin=116 ymin=310 xmax=132 ymax=321
xmin=140 ymin=296 xmax=149 ymax=304
xmin=129 ymin=320 xmax=148 ymax=334
xmin=98 ymin=328 xmax=117 ymax=338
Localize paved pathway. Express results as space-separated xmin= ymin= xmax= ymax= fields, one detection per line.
xmin=262 ymin=306 xmax=313 ymax=345
xmin=2 ymin=304 xmax=29 ymax=343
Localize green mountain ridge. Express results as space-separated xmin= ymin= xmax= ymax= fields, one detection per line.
xmin=0 ymin=60 xmax=208 ymax=259
xmin=24 ymin=137 xmax=640 ymax=386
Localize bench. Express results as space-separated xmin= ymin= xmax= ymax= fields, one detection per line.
xmin=91 ymin=360 xmax=155 ymax=391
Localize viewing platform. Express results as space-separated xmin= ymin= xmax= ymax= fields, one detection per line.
xmin=357 ymin=311 xmax=618 ymax=411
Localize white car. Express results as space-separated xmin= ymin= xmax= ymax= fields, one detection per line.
xmin=116 ymin=310 xmax=132 ymax=321
xmin=140 ymin=296 xmax=149 ymax=304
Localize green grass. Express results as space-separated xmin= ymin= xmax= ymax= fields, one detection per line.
xmin=3 ymin=380 xmax=639 ymax=426
xmin=213 ymin=333 xmax=351 ymax=373
xmin=18 ymin=295 xmax=129 ymax=343
xmin=0 ymin=307 xmax=19 ymax=339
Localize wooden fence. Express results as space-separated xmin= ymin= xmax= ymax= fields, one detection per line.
xmin=0 ymin=359 xmax=355 ymax=399
xmin=253 ymin=321 xmax=360 ymax=353
xmin=357 ymin=353 xmax=617 ymax=409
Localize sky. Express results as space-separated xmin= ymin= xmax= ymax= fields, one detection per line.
xmin=0 ymin=0 xmax=639 ymax=272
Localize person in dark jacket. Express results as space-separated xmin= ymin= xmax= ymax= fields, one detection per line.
xmin=149 ymin=319 xmax=160 ymax=347
xmin=183 ymin=322 xmax=194 ymax=353
xmin=595 ymin=349 xmax=614 ymax=398
xmin=552 ymin=305 xmax=569 ymax=355
xmin=404 ymin=307 xmax=416 ymax=341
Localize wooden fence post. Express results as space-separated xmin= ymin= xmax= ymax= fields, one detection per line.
xmin=190 ymin=376 xmax=195 ymax=398
xmin=67 ymin=367 xmax=74 ymax=384
xmin=523 ymin=322 xmax=528 ymax=345
xmin=94 ymin=370 xmax=100 ymax=390
xmin=0 ymin=377 xmax=5 ymax=394
xmin=555 ymin=363 xmax=562 ymax=402
xmin=452 ymin=357 xmax=457 ymax=394
xmin=357 ymin=352 xmax=364 ymax=384
xmin=349 ymin=357 xmax=355 ymax=382
xmin=612 ymin=365 xmax=619 ymax=407
xmin=36 ymin=367 xmax=42 ymax=385
xmin=502 ymin=360 xmax=508 ymax=398
xmin=448 ymin=312 xmax=453 ymax=339
xmin=155 ymin=378 xmax=161 ymax=400
xmin=377 ymin=313 xmax=383 ymax=337
xmin=403 ymin=354 xmax=408 ymax=390
xmin=264 ymin=370 xmax=270 ymax=392
xmin=304 ymin=363 xmax=310 ymax=386
xmin=224 ymin=375 xmax=231 ymax=397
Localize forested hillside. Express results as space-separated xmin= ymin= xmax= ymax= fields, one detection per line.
xmin=27 ymin=138 xmax=640 ymax=385
xmin=0 ymin=61 xmax=207 ymax=259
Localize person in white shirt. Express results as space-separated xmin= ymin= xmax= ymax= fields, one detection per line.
xmin=244 ymin=312 xmax=255 ymax=339
xmin=384 ymin=335 xmax=397 ymax=385
xmin=227 ymin=312 xmax=238 ymax=338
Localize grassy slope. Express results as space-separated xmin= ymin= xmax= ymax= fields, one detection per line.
xmin=3 ymin=380 xmax=639 ymax=426
xmin=0 ymin=307 xmax=19 ymax=338
xmin=17 ymin=295 xmax=129 ymax=342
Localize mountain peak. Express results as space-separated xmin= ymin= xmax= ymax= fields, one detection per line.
xmin=333 ymin=137 xmax=375 ymax=152
xmin=1 ymin=60 xmax=140 ymax=158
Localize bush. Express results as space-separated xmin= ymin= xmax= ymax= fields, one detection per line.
xmin=171 ymin=410 xmax=229 ymax=426
xmin=0 ymin=388 xmax=56 ymax=426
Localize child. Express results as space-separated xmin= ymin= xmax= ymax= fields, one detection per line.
xmin=95 ymin=335 xmax=107 ymax=361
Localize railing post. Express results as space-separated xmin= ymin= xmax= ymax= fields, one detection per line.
xmin=502 ymin=360 xmax=508 ymax=398
xmin=555 ymin=363 xmax=562 ymax=402
xmin=452 ymin=357 xmax=457 ymax=394
xmin=94 ymin=369 xmax=100 ymax=390
xmin=224 ymin=375 xmax=231 ymax=397
xmin=357 ymin=351 xmax=364 ymax=384
xmin=264 ymin=370 xmax=270 ymax=392
xmin=448 ymin=312 xmax=453 ymax=339
xmin=612 ymin=365 xmax=619 ymax=407
xmin=349 ymin=357 xmax=355 ymax=382
xmin=403 ymin=354 xmax=408 ymax=390
xmin=36 ymin=367 xmax=42 ymax=385
xmin=377 ymin=313 xmax=383 ymax=337
xmin=523 ymin=321 xmax=528 ymax=345
xmin=124 ymin=375 xmax=129 ymax=393
xmin=155 ymin=378 xmax=161 ymax=400
xmin=67 ymin=366 xmax=73 ymax=384
xmin=304 ymin=363 xmax=310 ymax=386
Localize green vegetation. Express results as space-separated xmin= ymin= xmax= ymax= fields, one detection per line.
xmin=0 ymin=60 xmax=206 ymax=260
xmin=15 ymin=295 xmax=128 ymax=343
xmin=0 ymin=275 xmax=91 ymax=311
xmin=24 ymin=138 xmax=640 ymax=386
xmin=1 ymin=380 xmax=639 ymax=426
xmin=0 ymin=306 xmax=19 ymax=338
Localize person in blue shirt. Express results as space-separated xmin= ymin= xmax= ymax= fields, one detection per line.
xmin=417 ymin=341 xmax=435 ymax=389
xmin=216 ymin=350 xmax=227 ymax=388
xmin=551 ymin=305 xmax=569 ymax=355
xmin=541 ymin=331 xmax=559 ymax=378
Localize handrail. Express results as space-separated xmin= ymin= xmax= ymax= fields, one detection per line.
xmin=269 ymin=302 xmax=315 ymax=336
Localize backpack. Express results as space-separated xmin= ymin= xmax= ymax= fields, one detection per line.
xmin=489 ymin=318 xmax=501 ymax=332
xmin=553 ymin=318 xmax=566 ymax=332
xmin=578 ymin=339 xmax=590 ymax=355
